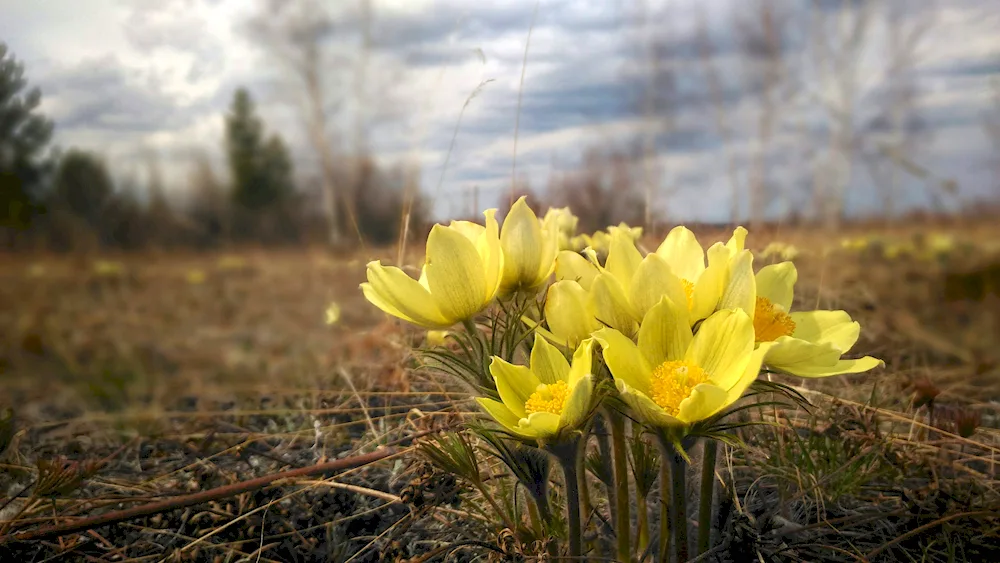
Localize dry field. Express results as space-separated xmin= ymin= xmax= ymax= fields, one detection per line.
xmin=0 ymin=220 xmax=999 ymax=562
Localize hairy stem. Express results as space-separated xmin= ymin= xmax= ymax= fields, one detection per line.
xmin=658 ymin=451 xmax=670 ymax=563
xmin=668 ymin=443 xmax=689 ymax=563
xmin=609 ymin=411 xmax=632 ymax=562
xmin=637 ymin=491 xmax=650 ymax=560
xmin=549 ymin=439 xmax=585 ymax=560
xmin=697 ymin=439 xmax=718 ymax=556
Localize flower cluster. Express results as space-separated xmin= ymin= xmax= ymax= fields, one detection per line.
xmin=361 ymin=197 xmax=882 ymax=445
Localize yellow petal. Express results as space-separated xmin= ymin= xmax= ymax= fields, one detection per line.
xmin=789 ymin=311 xmax=860 ymax=352
xmin=545 ymin=281 xmax=600 ymax=348
xmin=489 ymin=357 xmax=541 ymax=418
xmin=655 ymin=226 xmax=706 ymax=282
xmin=724 ymin=342 xmax=773 ymax=405
xmin=677 ymin=383 xmax=729 ymax=424
xmin=594 ymin=327 xmax=652 ymax=393
xmin=686 ymin=309 xmax=754 ymax=390
xmin=763 ymin=337 xmax=844 ymax=372
xmin=692 ymin=243 xmax=728 ymax=321
xmin=500 ymin=196 xmax=546 ymax=292
xmin=567 ymin=338 xmax=596 ymax=387
xmin=755 ymin=262 xmax=797 ymax=312
xmin=616 ymin=379 xmax=683 ymax=428
xmin=629 ymin=254 xmax=690 ymax=321
xmin=590 ymin=273 xmax=639 ymax=337
xmin=718 ymin=250 xmax=756 ymax=315
xmin=604 ymin=229 xmax=643 ymax=290
xmin=726 ymin=226 xmax=748 ymax=254
xmin=774 ymin=356 xmax=884 ymax=378
xmin=478 ymin=208 xmax=505 ymax=301
xmin=448 ymin=219 xmax=485 ymax=243
xmin=554 ymin=251 xmax=600 ymax=290
xmin=362 ymin=261 xmax=450 ymax=328
xmin=560 ymin=374 xmax=594 ymax=430
xmin=637 ymin=296 xmax=692 ymax=368
xmin=426 ymin=224 xmax=488 ymax=321
xmin=530 ymin=335 xmax=571 ymax=385
xmin=477 ymin=397 xmax=523 ymax=434
xmin=519 ymin=411 xmax=561 ymax=438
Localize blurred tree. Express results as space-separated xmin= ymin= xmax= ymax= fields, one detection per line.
xmin=224 ymin=88 xmax=297 ymax=241
xmin=0 ymin=42 xmax=56 ymax=246
xmin=44 ymin=149 xmax=114 ymax=251
xmin=186 ymin=150 xmax=229 ymax=247
xmin=51 ymin=149 xmax=114 ymax=227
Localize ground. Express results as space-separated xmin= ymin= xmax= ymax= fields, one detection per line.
xmin=0 ymin=220 xmax=998 ymax=562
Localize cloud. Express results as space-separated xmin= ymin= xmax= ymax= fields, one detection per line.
xmin=1 ymin=0 xmax=998 ymax=223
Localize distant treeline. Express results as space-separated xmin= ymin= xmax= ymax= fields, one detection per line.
xmin=0 ymin=43 xmax=431 ymax=252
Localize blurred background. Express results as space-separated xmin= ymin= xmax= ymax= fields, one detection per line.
xmin=0 ymin=0 xmax=999 ymax=408
xmin=1 ymin=0 xmax=998 ymax=250
xmin=1 ymin=4 xmax=1000 ymax=560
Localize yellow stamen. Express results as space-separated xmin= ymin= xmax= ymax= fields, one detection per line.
xmin=753 ymin=297 xmax=796 ymax=342
xmin=680 ymin=278 xmax=695 ymax=310
xmin=649 ymin=360 xmax=708 ymax=416
xmin=524 ymin=380 xmax=571 ymax=415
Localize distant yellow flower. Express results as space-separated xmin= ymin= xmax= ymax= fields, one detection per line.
xmin=361 ymin=209 xmax=504 ymax=329
xmin=216 ymin=255 xmax=248 ymax=271
xmin=186 ymin=269 xmax=207 ymax=285
xmin=750 ymin=261 xmax=883 ymax=377
xmin=477 ymin=337 xmax=596 ymax=441
xmin=595 ymin=303 xmax=770 ymax=428
xmin=92 ymin=260 xmax=126 ymax=277
xmin=760 ymin=241 xmax=802 ymax=261
xmin=325 ymin=302 xmax=342 ymax=325
xmin=499 ymin=196 xmax=558 ymax=295
xmin=25 ymin=263 xmax=47 ymax=278
xmin=541 ymin=207 xmax=579 ymax=251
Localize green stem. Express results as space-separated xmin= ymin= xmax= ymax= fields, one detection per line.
xmin=697 ymin=439 xmax=718 ymax=557
xmin=549 ymin=439 xmax=585 ymax=559
xmin=658 ymin=451 xmax=670 ymax=563
xmin=461 ymin=317 xmax=480 ymax=341
xmin=636 ymin=492 xmax=650 ymax=560
xmin=668 ymin=443 xmax=689 ymax=563
xmin=609 ymin=411 xmax=632 ymax=562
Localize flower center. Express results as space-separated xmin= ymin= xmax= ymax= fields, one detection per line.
xmin=680 ymin=278 xmax=695 ymax=310
xmin=753 ymin=297 xmax=796 ymax=342
xmin=649 ymin=360 xmax=708 ymax=416
xmin=524 ymin=380 xmax=571 ymax=416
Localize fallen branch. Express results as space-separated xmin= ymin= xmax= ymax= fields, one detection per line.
xmin=1 ymin=447 xmax=394 ymax=545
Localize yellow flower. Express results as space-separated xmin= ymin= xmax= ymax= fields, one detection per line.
xmin=477 ymin=337 xmax=596 ymax=440
xmin=582 ymin=226 xmax=752 ymax=338
xmin=751 ymin=261 xmax=883 ymax=377
xmin=595 ymin=302 xmax=770 ymax=428
xmin=541 ymin=207 xmax=579 ymax=251
xmin=499 ymin=196 xmax=558 ymax=294
xmin=654 ymin=226 xmax=749 ymax=322
xmin=361 ymin=209 xmax=504 ymax=328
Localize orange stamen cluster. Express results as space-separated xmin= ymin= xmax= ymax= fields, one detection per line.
xmin=753 ymin=297 xmax=796 ymax=342
xmin=649 ymin=360 xmax=708 ymax=416
xmin=524 ymin=380 xmax=570 ymax=415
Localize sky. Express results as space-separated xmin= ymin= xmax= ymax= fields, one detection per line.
xmin=1 ymin=0 xmax=999 ymax=223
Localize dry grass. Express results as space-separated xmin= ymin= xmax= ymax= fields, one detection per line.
xmin=0 ymin=218 xmax=998 ymax=561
